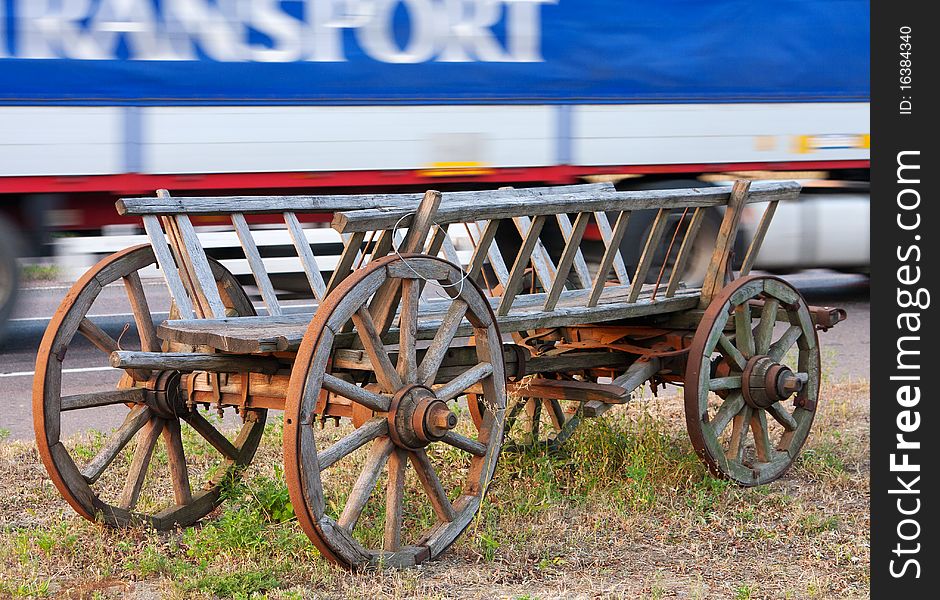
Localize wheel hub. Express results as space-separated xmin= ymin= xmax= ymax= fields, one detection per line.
xmin=144 ymin=370 xmax=188 ymax=418
xmin=741 ymin=355 xmax=805 ymax=409
xmin=387 ymin=385 xmax=458 ymax=449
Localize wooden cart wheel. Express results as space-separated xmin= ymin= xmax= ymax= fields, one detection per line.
xmin=684 ymin=275 xmax=820 ymax=486
xmin=284 ymin=254 xmax=505 ymax=569
xmin=33 ymin=245 xmax=266 ymax=529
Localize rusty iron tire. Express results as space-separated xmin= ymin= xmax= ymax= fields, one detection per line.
xmin=283 ymin=254 xmax=506 ymax=569
xmin=684 ymin=276 xmax=820 ymax=486
xmin=33 ymin=245 xmax=266 ymax=529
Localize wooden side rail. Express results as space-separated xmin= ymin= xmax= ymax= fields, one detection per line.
xmin=331 ymin=180 xmax=799 ymax=318
xmin=124 ymin=183 xmax=615 ymax=319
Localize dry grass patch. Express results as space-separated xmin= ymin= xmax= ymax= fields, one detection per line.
xmin=1 ymin=378 xmax=869 ymax=599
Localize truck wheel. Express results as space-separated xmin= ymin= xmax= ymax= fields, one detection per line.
xmin=0 ymin=214 xmax=22 ymax=342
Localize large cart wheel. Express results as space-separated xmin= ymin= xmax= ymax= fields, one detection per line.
xmin=684 ymin=276 xmax=820 ymax=486
xmin=33 ymin=245 xmax=266 ymax=529
xmin=284 ymin=254 xmax=505 ymax=569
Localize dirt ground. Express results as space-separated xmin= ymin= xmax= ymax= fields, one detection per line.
xmin=1 ymin=374 xmax=869 ymax=599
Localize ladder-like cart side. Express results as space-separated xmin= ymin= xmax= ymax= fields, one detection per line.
xmin=32 ymin=181 xmax=845 ymax=569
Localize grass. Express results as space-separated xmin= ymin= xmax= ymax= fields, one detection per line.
xmin=19 ymin=264 xmax=61 ymax=283
xmin=0 ymin=378 xmax=870 ymax=599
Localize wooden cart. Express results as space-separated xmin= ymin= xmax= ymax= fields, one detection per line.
xmin=33 ymin=180 xmax=845 ymax=568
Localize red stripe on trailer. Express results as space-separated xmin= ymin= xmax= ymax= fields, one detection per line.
xmin=0 ymin=161 xmax=870 ymax=195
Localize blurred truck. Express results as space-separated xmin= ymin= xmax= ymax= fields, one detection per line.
xmin=0 ymin=0 xmax=869 ymax=333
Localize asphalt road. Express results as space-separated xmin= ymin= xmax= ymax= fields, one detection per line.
xmin=1 ymin=270 xmax=870 ymax=442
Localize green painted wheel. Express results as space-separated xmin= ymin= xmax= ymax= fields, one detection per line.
xmin=684 ymin=276 xmax=820 ymax=486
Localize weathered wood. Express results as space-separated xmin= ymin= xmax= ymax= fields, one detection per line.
xmin=111 ymin=351 xmax=280 ymax=375
xmin=611 ymin=358 xmax=662 ymax=395
xmin=318 ymin=417 xmax=388 ymax=471
xmin=513 ymin=216 xmax=556 ymax=292
xmin=61 ymin=388 xmax=146 ymax=412
xmin=497 ymin=214 xmax=547 ymax=316
xmin=594 ymin=211 xmax=630 ymax=284
xmin=628 ymin=208 xmax=671 ymax=303
xmin=465 ymin=219 xmax=501 ymax=284
xmin=322 ymin=373 xmax=391 ymax=413
xmin=476 ymin=220 xmax=511 ymax=288
xmin=435 ymin=362 xmax=494 ymax=402
xmin=417 ymin=300 xmax=469 ymax=386
xmin=588 ymin=210 xmax=631 ymax=307
xmin=119 ymin=417 xmax=163 ymax=510
xmin=333 ymin=181 xmax=800 ymax=233
xmin=556 ymin=213 xmax=593 ymax=288
xmin=284 ymin=212 xmax=328 ymax=301
xmin=182 ymin=410 xmax=239 ymax=460
xmin=122 ymin=271 xmax=161 ymax=352
xmin=508 ymin=378 xmax=628 ymax=404
xmin=440 ymin=431 xmax=487 ymax=457
xmin=739 ymin=200 xmax=779 ymax=277
xmin=142 ymin=215 xmax=195 ymax=319
xmin=81 ymin=406 xmax=152 ymax=484
xmin=544 ymin=211 xmax=590 ymax=311
xmin=231 ymin=213 xmax=282 ymax=316
xmin=327 ymin=231 xmax=366 ymax=293
xmin=665 ymin=207 xmax=707 ymax=298
xmin=171 ymin=211 xmax=227 ymax=318
xmin=118 ymin=183 xmax=615 ymax=216
xmin=582 ymin=400 xmax=614 ymax=418
xmin=700 ymin=180 xmax=751 ymax=306
xmin=409 ymin=449 xmax=456 ymax=522
xmin=384 ymin=449 xmax=407 ymax=551
xmin=161 ymin=419 xmax=193 ymax=505
xmin=338 ymin=437 xmax=393 ymax=531
xmin=351 ymin=308 xmax=403 ymax=393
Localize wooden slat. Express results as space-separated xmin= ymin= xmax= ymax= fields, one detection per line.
xmin=556 ymin=213 xmax=592 ymax=288
xmin=122 ymin=271 xmax=161 ymax=352
xmin=439 ymin=229 xmax=462 ymax=266
xmin=738 ymin=200 xmax=779 ymax=276
xmin=544 ymin=211 xmax=590 ymax=311
xmin=665 ymin=207 xmax=707 ymax=298
xmin=497 ymin=215 xmax=547 ymax=316
xmin=513 ymin=216 xmax=556 ymax=292
xmin=465 ymin=219 xmax=500 ymax=283
xmin=231 ymin=213 xmax=282 ymax=316
xmin=117 ymin=183 xmax=615 ymax=216
xmin=327 ymin=231 xmax=366 ymax=294
xmin=700 ymin=180 xmax=751 ymax=305
xmin=369 ymin=190 xmax=442 ymax=334
xmin=170 ymin=211 xmax=227 ymax=318
xmin=142 ymin=215 xmax=195 ymax=319
xmin=588 ymin=211 xmax=631 ymax=307
xmin=284 ymin=212 xmax=327 ymax=301
xmin=627 ymin=208 xmax=671 ymax=303
xmin=594 ymin=211 xmax=630 ymax=284
xmin=333 ymin=182 xmax=800 ymax=233
xmin=475 ymin=220 xmax=510 ymax=288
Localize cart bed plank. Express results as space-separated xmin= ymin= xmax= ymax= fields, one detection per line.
xmin=158 ymin=286 xmax=700 ymax=354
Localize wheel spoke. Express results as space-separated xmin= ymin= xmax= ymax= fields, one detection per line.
xmin=384 ymin=449 xmax=407 ymax=552
xmin=417 ymin=299 xmax=468 ymax=386
xmin=435 ymin=362 xmax=493 ymax=402
xmin=441 ymin=431 xmax=487 ymax=457
xmin=338 ymin=437 xmax=393 ymax=531
xmin=81 ymin=405 xmax=152 ymax=484
xmin=123 ymin=271 xmax=161 ymax=352
xmin=754 ymin=298 xmax=779 ymax=354
xmin=711 ymin=391 xmax=744 ymax=435
xmin=409 ymin=449 xmax=456 ymax=523
xmin=750 ymin=410 xmax=773 ymax=463
xmin=119 ymin=417 xmax=163 ymax=510
xmin=318 ymin=417 xmax=388 ymax=471
xmin=78 ymin=318 xmax=149 ymax=381
xmin=545 ymin=398 xmax=565 ymax=431
xmin=527 ymin=399 xmax=542 ymax=440
xmin=767 ymin=401 xmax=798 ymax=431
xmin=717 ymin=335 xmax=747 ymax=371
xmin=709 ymin=376 xmax=742 ymax=391
xmin=162 ymin=419 xmax=193 ymax=505
xmin=769 ymin=325 xmax=802 ymax=362
xmin=396 ymin=278 xmax=419 ymax=385
xmin=182 ymin=410 xmax=239 ymax=460
xmin=322 ymin=374 xmax=391 ymax=413
xmin=734 ymin=305 xmax=756 ymax=358
xmin=61 ymin=388 xmax=145 ymax=412
xmin=351 ymin=307 xmax=403 ymax=393
xmin=726 ymin=405 xmax=752 ymax=462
